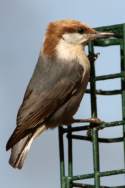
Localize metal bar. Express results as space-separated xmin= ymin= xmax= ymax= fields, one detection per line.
xmin=95 ymin=23 xmax=123 ymax=32
xmin=92 ymin=128 xmax=100 ymax=188
xmin=63 ymin=120 xmax=125 ymax=133
xmin=88 ymin=42 xmax=100 ymax=188
xmin=94 ymin=38 xmax=121 ymax=46
xmin=72 ymin=182 xmax=125 ymax=188
xmin=73 ymin=183 xmax=94 ymax=188
xmin=73 ymin=183 xmax=96 ymax=188
xmin=67 ymin=125 xmax=73 ymax=188
xmin=58 ymin=127 xmax=66 ymax=188
xmin=68 ymin=126 xmax=73 ymax=177
xmin=71 ymin=168 xmax=125 ymax=181
xmin=98 ymin=120 xmax=125 ymax=130
xmin=120 ymin=24 xmax=125 ymax=169
xmin=66 ymin=177 xmax=71 ymax=188
xmin=99 ymin=169 xmax=125 ymax=177
xmin=69 ymin=134 xmax=123 ymax=143
xmin=95 ymin=72 xmax=125 ymax=81
xmin=86 ymin=89 xmax=121 ymax=95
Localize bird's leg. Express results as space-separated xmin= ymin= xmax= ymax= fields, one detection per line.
xmin=71 ymin=118 xmax=104 ymax=137
xmin=72 ymin=117 xmax=103 ymax=124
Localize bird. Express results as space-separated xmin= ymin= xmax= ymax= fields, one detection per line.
xmin=6 ymin=19 xmax=114 ymax=169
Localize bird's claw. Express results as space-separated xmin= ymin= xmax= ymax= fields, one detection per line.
xmin=88 ymin=52 xmax=100 ymax=62
xmin=87 ymin=118 xmax=105 ymax=137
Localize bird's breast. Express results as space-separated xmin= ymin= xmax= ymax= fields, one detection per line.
xmin=55 ymin=40 xmax=90 ymax=89
xmin=77 ymin=51 xmax=90 ymax=89
xmin=56 ymin=39 xmax=90 ymax=73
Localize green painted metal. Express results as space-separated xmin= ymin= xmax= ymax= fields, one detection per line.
xmin=58 ymin=23 xmax=125 ymax=188
xmin=120 ymin=24 xmax=125 ymax=166
xmin=88 ymin=42 xmax=100 ymax=188
xmin=58 ymin=126 xmax=66 ymax=188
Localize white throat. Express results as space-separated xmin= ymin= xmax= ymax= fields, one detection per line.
xmin=56 ymin=39 xmax=90 ymax=73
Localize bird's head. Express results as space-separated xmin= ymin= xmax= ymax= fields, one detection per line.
xmin=43 ymin=19 xmax=114 ymax=58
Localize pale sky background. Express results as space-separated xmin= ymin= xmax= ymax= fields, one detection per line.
xmin=0 ymin=0 xmax=125 ymax=188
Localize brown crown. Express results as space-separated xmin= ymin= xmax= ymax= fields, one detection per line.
xmin=43 ymin=19 xmax=96 ymax=57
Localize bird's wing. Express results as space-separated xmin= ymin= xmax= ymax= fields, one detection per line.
xmin=6 ymin=54 xmax=84 ymax=149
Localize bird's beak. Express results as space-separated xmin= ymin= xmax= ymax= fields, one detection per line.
xmin=92 ymin=31 xmax=115 ymax=39
xmin=82 ymin=31 xmax=115 ymax=44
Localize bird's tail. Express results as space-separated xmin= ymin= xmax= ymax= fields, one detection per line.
xmin=8 ymin=125 xmax=47 ymax=169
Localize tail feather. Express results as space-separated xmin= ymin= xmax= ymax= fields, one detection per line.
xmin=8 ymin=125 xmax=47 ymax=169
xmin=9 ymin=134 xmax=33 ymax=169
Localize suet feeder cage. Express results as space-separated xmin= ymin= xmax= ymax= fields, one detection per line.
xmin=58 ymin=23 xmax=125 ymax=188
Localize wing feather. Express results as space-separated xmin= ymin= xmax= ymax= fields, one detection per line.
xmin=6 ymin=54 xmax=84 ymax=150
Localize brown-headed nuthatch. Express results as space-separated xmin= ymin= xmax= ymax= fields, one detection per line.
xmin=6 ymin=19 xmax=114 ymax=169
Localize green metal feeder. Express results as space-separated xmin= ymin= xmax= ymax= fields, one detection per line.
xmin=58 ymin=23 xmax=125 ymax=188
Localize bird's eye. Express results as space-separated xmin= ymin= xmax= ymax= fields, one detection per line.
xmin=77 ymin=28 xmax=85 ymax=34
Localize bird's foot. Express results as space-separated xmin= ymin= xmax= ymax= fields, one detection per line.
xmin=72 ymin=117 xmax=104 ymax=137
xmin=86 ymin=118 xmax=105 ymax=137
xmin=88 ymin=52 xmax=100 ymax=62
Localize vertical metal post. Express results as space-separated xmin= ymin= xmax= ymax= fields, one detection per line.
xmin=58 ymin=127 xmax=66 ymax=188
xmin=88 ymin=42 xmax=100 ymax=188
xmin=68 ymin=125 xmax=73 ymax=177
xmin=120 ymin=24 xmax=125 ymax=165
xmin=67 ymin=125 xmax=73 ymax=188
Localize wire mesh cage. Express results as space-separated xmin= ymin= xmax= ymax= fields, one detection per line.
xmin=58 ymin=23 xmax=125 ymax=188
